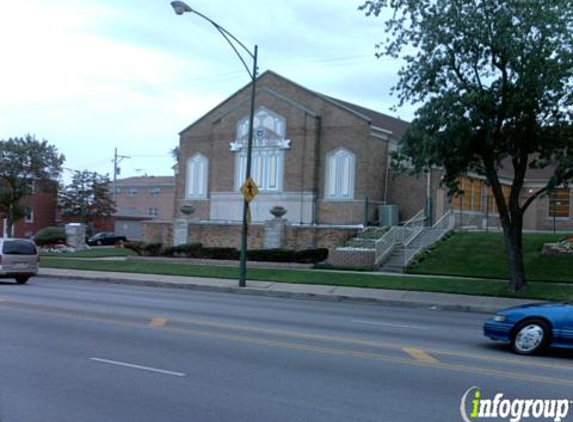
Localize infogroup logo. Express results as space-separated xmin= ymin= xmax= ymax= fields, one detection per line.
xmin=460 ymin=387 xmax=572 ymax=422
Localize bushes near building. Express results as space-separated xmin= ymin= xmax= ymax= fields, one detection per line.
xmin=125 ymin=241 xmax=328 ymax=264
xmin=34 ymin=227 xmax=66 ymax=246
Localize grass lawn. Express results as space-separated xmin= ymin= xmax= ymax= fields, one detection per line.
xmin=41 ymin=255 xmax=573 ymax=302
xmin=408 ymin=232 xmax=573 ymax=282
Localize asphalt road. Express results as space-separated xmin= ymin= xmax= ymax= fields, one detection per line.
xmin=0 ymin=277 xmax=572 ymax=422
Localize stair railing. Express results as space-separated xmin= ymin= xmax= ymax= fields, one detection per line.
xmin=403 ymin=209 xmax=456 ymax=267
xmin=375 ymin=209 xmax=425 ymax=268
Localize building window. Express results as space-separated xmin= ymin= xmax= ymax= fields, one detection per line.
xmin=148 ymin=187 xmax=160 ymax=196
xmin=235 ymin=149 xmax=284 ymax=192
xmin=23 ymin=207 xmax=34 ymax=223
xmin=325 ymin=148 xmax=355 ymax=199
xmin=233 ymin=108 xmax=289 ymax=192
xmin=114 ymin=187 xmax=122 ymax=195
xmin=147 ymin=208 xmax=159 ymax=217
xmin=128 ymin=187 xmax=138 ymax=196
xmin=186 ymin=153 xmax=208 ymax=199
xmin=452 ymin=177 xmax=510 ymax=213
xmin=549 ymin=189 xmax=570 ymax=218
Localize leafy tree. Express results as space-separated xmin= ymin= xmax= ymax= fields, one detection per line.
xmin=361 ymin=0 xmax=573 ymax=291
xmin=170 ymin=146 xmax=179 ymax=163
xmin=0 ymin=135 xmax=65 ymax=236
xmin=58 ymin=170 xmax=116 ymax=233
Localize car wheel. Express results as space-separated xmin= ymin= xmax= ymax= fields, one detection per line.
xmin=511 ymin=319 xmax=551 ymax=355
xmin=97 ymin=241 xmax=102 ymax=246
xmin=15 ymin=276 xmax=29 ymax=285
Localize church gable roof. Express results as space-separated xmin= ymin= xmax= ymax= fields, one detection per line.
xmin=178 ymin=70 xmax=409 ymax=140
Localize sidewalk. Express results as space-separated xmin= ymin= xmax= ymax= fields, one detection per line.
xmin=38 ymin=268 xmax=537 ymax=314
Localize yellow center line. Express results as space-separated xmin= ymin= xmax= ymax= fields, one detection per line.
xmin=157 ymin=324 xmax=573 ymax=387
xmin=149 ymin=317 xmax=168 ymax=327
xmin=403 ymin=347 xmax=440 ymax=364
xmin=174 ymin=318 xmax=573 ymax=372
xmin=3 ymin=301 xmax=573 ymax=386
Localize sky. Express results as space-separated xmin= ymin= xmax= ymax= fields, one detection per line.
xmin=0 ymin=0 xmax=415 ymax=181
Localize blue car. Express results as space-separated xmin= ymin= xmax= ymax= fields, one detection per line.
xmin=484 ymin=303 xmax=573 ymax=355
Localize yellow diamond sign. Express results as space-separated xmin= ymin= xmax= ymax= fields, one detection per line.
xmin=240 ymin=177 xmax=259 ymax=203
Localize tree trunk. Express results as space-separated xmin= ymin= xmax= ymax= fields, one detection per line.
xmin=501 ymin=217 xmax=526 ymax=292
xmin=6 ymin=206 xmax=15 ymax=238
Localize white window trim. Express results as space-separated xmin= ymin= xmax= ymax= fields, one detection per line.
xmin=24 ymin=207 xmax=34 ymax=223
xmin=324 ymin=148 xmax=356 ymax=200
xmin=186 ymin=153 xmax=209 ymax=199
xmin=234 ymin=149 xmax=284 ymax=192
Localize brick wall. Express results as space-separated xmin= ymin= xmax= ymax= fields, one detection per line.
xmin=142 ymin=220 xmax=173 ymax=245
xmin=327 ymin=249 xmax=375 ymax=269
xmin=1 ymin=180 xmax=58 ymax=238
xmin=174 ymin=72 xmax=392 ymax=225
xmin=142 ymin=221 xmax=359 ymax=251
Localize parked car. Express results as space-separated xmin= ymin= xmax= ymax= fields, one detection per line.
xmin=87 ymin=232 xmax=127 ymax=246
xmin=0 ymin=238 xmax=39 ymax=284
xmin=484 ymin=302 xmax=573 ymax=355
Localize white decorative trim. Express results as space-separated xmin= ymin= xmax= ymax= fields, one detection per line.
xmin=325 ymin=148 xmax=356 ymax=200
xmin=185 ymin=153 xmax=209 ymax=199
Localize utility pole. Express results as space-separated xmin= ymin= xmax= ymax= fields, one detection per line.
xmin=113 ymin=147 xmax=130 ymax=200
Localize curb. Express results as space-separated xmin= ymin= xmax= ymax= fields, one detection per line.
xmin=39 ymin=271 xmax=524 ymax=314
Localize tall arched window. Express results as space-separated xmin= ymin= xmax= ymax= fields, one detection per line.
xmin=186 ymin=153 xmax=208 ymax=199
xmin=325 ymin=148 xmax=355 ymax=199
xmin=233 ymin=107 xmax=289 ymax=192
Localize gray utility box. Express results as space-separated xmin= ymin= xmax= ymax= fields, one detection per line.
xmin=379 ymin=205 xmax=399 ymax=227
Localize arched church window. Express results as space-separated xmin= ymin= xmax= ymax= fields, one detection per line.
xmin=186 ymin=153 xmax=208 ymax=198
xmin=232 ymin=107 xmax=290 ymax=192
xmin=325 ymin=148 xmax=355 ymax=199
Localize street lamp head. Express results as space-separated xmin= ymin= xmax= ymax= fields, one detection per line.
xmin=170 ymin=1 xmax=192 ymax=15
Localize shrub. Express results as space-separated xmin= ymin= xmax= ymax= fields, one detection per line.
xmin=141 ymin=242 xmax=162 ymax=256
xmin=163 ymin=242 xmax=203 ymax=257
xmin=294 ymin=248 xmax=329 ymax=263
xmin=124 ymin=241 xmax=144 ymax=256
xmin=200 ymin=247 xmax=240 ymax=260
xmin=247 ymin=248 xmax=296 ymax=262
xmin=34 ymin=226 xmax=66 ymax=246
xmin=178 ymin=242 xmax=203 ymax=257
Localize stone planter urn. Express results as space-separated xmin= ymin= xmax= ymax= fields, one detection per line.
xmin=270 ymin=206 xmax=287 ymax=219
xmin=180 ymin=205 xmax=196 ymax=217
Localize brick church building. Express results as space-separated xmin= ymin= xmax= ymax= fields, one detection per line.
xmin=143 ymin=70 xmax=573 ymax=249
xmin=144 ymin=71 xmax=445 ymax=249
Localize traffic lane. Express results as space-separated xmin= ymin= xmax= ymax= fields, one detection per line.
xmin=0 ymin=305 xmax=571 ymax=422
xmin=0 ymin=277 xmax=492 ymax=351
xmin=3 ymin=276 xmax=569 ymax=370
xmin=0 ymin=277 xmax=486 ymax=330
xmin=2 ymin=278 xmax=571 ymax=369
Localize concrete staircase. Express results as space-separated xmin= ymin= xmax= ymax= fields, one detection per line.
xmin=378 ymin=227 xmax=450 ymax=273
xmin=378 ymin=245 xmax=406 ymax=273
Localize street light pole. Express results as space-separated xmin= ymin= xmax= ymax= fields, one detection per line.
xmin=170 ymin=1 xmax=258 ymax=288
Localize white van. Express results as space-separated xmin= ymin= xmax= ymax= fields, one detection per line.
xmin=0 ymin=238 xmax=39 ymax=284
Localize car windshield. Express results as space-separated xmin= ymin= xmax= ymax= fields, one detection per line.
xmin=2 ymin=240 xmax=37 ymax=255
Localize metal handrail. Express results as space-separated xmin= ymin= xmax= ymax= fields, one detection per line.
xmin=374 ymin=209 xmax=426 ymax=267
xmin=433 ymin=209 xmax=455 ymax=231
xmin=402 ymin=210 xmax=456 ymax=267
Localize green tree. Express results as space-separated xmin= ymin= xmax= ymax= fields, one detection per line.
xmin=170 ymin=146 xmax=179 ymax=163
xmin=362 ymin=0 xmax=573 ymax=291
xmin=58 ymin=170 xmax=116 ymax=233
xmin=0 ymin=135 xmax=65 ymax=236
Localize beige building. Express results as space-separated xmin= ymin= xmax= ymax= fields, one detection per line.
xmin=113 ymin=176 xmax=175 ymax=239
